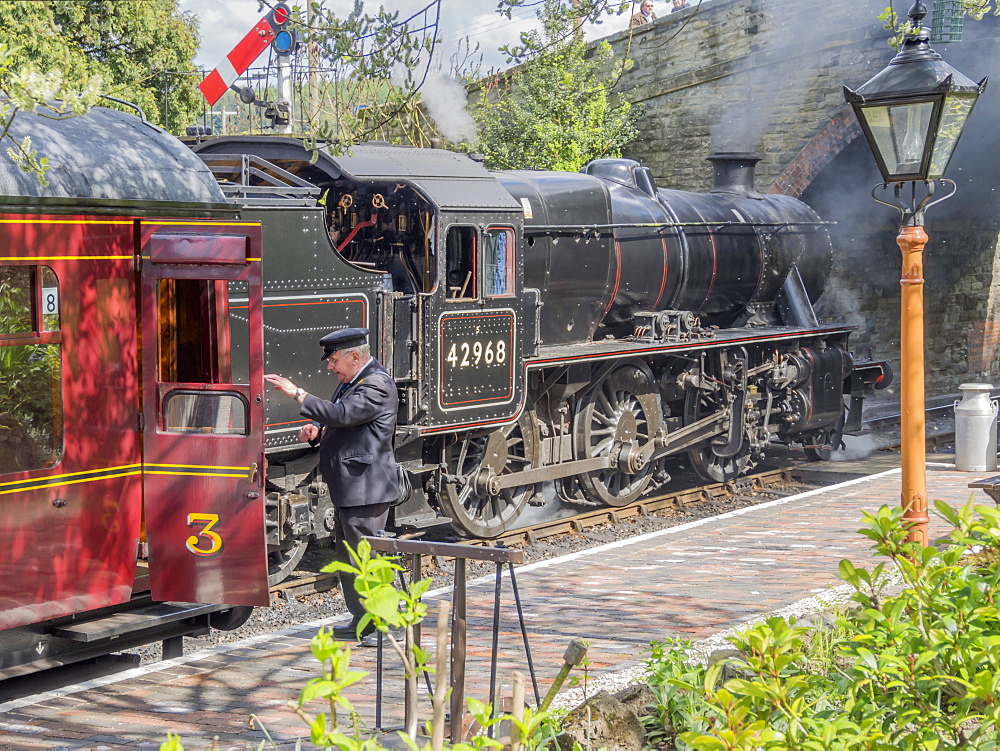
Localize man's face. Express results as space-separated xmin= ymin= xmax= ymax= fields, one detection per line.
xmin=326 ymin=350 xmax=364 ymax=383
xmin=672 ymin=0 xmax=682 ymax=6
xmin=643 ymin=1 xmax=654 ymax=11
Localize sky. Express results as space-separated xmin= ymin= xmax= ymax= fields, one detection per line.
xmin=178 ymin=0 xmax=636 ymax=76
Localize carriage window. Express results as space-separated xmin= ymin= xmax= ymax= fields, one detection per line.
xmin=163 ymin=391 xmax=248 ymax=435
xmin=446 ymin=226 xmax=477 ymax=300
xmin=156 ymin=278 xmax=247 ymax=385
xmin=0 ymin=266 xmax=32 ymax=334
xmin=484 ymin=228 xmax=515 ymax=297
xmin=0 ymin=264 xmax=63 ymax=474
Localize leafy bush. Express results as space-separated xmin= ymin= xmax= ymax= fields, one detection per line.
xmin=644 ymin=500 xmax=1000 ymax=750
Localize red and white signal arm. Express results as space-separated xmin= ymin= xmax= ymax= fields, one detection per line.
xmin=198 ymin=2 xmax=293 ymax=106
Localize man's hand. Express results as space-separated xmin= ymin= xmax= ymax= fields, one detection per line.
xmin=299 ymin=423 xmax=320 ymax=442
xmin=264 ymin=373 xmax=296 ymax=397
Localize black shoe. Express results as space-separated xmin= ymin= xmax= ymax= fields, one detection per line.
xmin=359 ymin=626 xmax=403 ymax=648
xmin=332 ymin=621 xmax=374 ymax=642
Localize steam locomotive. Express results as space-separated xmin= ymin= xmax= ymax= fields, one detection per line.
xmin=0 ymin=103 xmax=886 ymax=676
xmin=189 ymin=133 xmax=888 ymax=553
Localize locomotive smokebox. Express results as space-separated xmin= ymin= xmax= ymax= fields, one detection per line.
xmin=707 ymin=152 xmax=763 ymax=200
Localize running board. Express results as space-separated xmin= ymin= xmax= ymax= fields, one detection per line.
xmin=51 ymin=602 xmax=220 ymax=643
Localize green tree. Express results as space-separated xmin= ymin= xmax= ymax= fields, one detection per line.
xmin=296 ymin=1 xmax=442 ymax=146
xmin=472 ymin=0 xmax=639 ymax=171
xmin=0 ymin=0 xmax=201 ymax=134
xmin=880 ymin=1 xmax=1000 ymax=47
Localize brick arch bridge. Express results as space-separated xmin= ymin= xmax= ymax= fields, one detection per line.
xmin=602 ymin=0 xmax=1000 ymax=392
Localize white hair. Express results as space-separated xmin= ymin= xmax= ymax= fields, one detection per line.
xmin=338 ymin=343 xmax=370 ymax=358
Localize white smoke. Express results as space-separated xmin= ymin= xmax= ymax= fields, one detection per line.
xmin=831 ymin=433 xmax=878 ymax=462
xmin=392 ymin=64 xmax=477 ymax=144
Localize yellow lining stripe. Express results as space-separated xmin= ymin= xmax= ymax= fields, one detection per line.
xmin=144 ymin=463 xmax=249 ymax=470
xmin=0 ymin=219 xmax=132 ymax=225
xmin=143 ymin=471 xmax=248 ymax=478
xmin=145 ymin=221 xmax=260 ymax=227
xmin=0 ymin=461 xmax=252 ymax=495
xmin=0 ymin=464 xmax=142 ymax=488
xmin=139 ymin=256 xmax=259 ymax=262
xmin=0 ymin=470 xmax=142 ymax=495
xmin=0 ymin=256 xmax=133 ymax=261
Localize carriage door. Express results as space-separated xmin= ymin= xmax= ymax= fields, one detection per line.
xmin=139 ymin=225 xmax=269 ymax=606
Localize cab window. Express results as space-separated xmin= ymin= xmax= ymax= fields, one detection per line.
xmin=484 ymin=227 xmax=515 ymax=297
xmin=0 ymin=264 xmax=63 ymax=473
xmin=446 ymin=226 xmax=477 ymax=300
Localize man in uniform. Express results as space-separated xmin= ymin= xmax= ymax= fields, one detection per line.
xmin=264 ymin=327 xmax=398 ymax=641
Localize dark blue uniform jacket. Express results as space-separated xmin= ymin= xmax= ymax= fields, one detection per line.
xmin=300 ymin=359 xmax=399 ymax=508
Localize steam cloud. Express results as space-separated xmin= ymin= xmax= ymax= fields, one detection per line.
xmin=392 ymin=64 xmax=477 ymax=144
xmin=710 ymin=5 xmax=866 ymax=153
xmin=830 ymin=433 xmax=878 ymax=462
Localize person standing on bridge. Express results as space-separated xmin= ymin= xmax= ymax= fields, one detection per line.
xmin=630 ymin=0 xmax=657 ymax=27
xmin=264 ymin=327 xmax=399 ymax=643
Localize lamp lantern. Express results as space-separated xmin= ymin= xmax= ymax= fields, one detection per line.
xmin=844 ymin=2 xmax=986 ymax=183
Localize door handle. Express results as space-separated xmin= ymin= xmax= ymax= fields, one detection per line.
xmin=247 ymin=462 xmax=258 ymax=483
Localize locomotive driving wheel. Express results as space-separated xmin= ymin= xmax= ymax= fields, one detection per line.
xmin=267 ymin=539 xmax=308 ymax=587
xmin=802 ymin=402 xmax=847 ymax=462
xmin=574 ymin=364 xmax=661 ymax=507
xmin=440 ymin=410 xmax=540 ymax=538
xmin=688 ymin=442 xmax=753 ymax=483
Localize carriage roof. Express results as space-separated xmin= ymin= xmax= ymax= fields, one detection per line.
xmin=0 ymin=103 xmax=227 ymax=206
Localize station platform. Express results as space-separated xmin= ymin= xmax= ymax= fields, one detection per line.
xmin=1 ymin=457 xmax=996 ymax=750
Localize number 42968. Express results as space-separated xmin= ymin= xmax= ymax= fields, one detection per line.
xmin=445 ymin=339 xmax=506 ymax=368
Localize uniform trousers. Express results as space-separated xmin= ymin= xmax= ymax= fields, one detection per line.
xmin=333 ymin=501 xmax=392 ymax=623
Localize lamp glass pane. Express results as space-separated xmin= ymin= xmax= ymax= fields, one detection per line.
xmin=928 ymin=92 xmax=975 ymax=178
xmin=861 ymin=100 xmax=934 ymax=177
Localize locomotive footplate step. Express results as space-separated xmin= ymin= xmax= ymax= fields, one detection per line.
xmin=50 ymin=603 xmax=220 ymax=642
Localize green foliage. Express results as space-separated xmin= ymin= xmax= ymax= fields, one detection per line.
xmin=495 ymin=0 xmax=634 ymax=55
xmin=322 ymin=538 xmax=431 ymax=645
xmin=879 ymin=2 xmax=1000 ymax=48
xmin=472 ymin=1 xmax=638 ymax=171
xmin=957 ymin=0 xmax=1000 ymax=20
xmin=0 ymin=1 xmax=200 ymax=134
xmin=640 ymin=638 xmax=719 ymax=749
xmin=299 ymin=1 xmax=439 ymax=147
xmin=645 ymin=500 xmax=1000 ymax=750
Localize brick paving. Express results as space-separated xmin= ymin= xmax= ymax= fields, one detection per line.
xmin=0 ymin=460 xmax=995 ymax=750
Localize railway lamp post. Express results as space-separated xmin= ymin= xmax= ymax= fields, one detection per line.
xmin=844 ymin=1 xmax=986 ymax=545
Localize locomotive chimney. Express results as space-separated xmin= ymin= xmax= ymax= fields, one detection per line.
xmin=707 ymin=152 xmax=763 ymax=199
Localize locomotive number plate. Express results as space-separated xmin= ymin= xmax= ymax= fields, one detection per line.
xmin=438 ymin=310 xmax=516 ymax=411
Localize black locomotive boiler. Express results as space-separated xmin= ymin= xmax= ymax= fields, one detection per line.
xmin=193 ymin=138 xmax=888 ymax=550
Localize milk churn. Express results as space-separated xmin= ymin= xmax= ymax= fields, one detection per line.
xmin=955 ymin=383 xmax=998 ymax=471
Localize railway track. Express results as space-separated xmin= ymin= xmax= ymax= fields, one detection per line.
xmin=271 ymin=411 xmax=962 ymax=603
xmin=270 ymin=406 xmax=955 ymax=607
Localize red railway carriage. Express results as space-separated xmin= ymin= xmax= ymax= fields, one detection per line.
xmin=0 ymin=105 xmax=268 ymax=675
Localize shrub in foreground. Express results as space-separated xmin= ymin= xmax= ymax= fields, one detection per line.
xmin=643 ymin=500 xmax=1000 ymax=750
